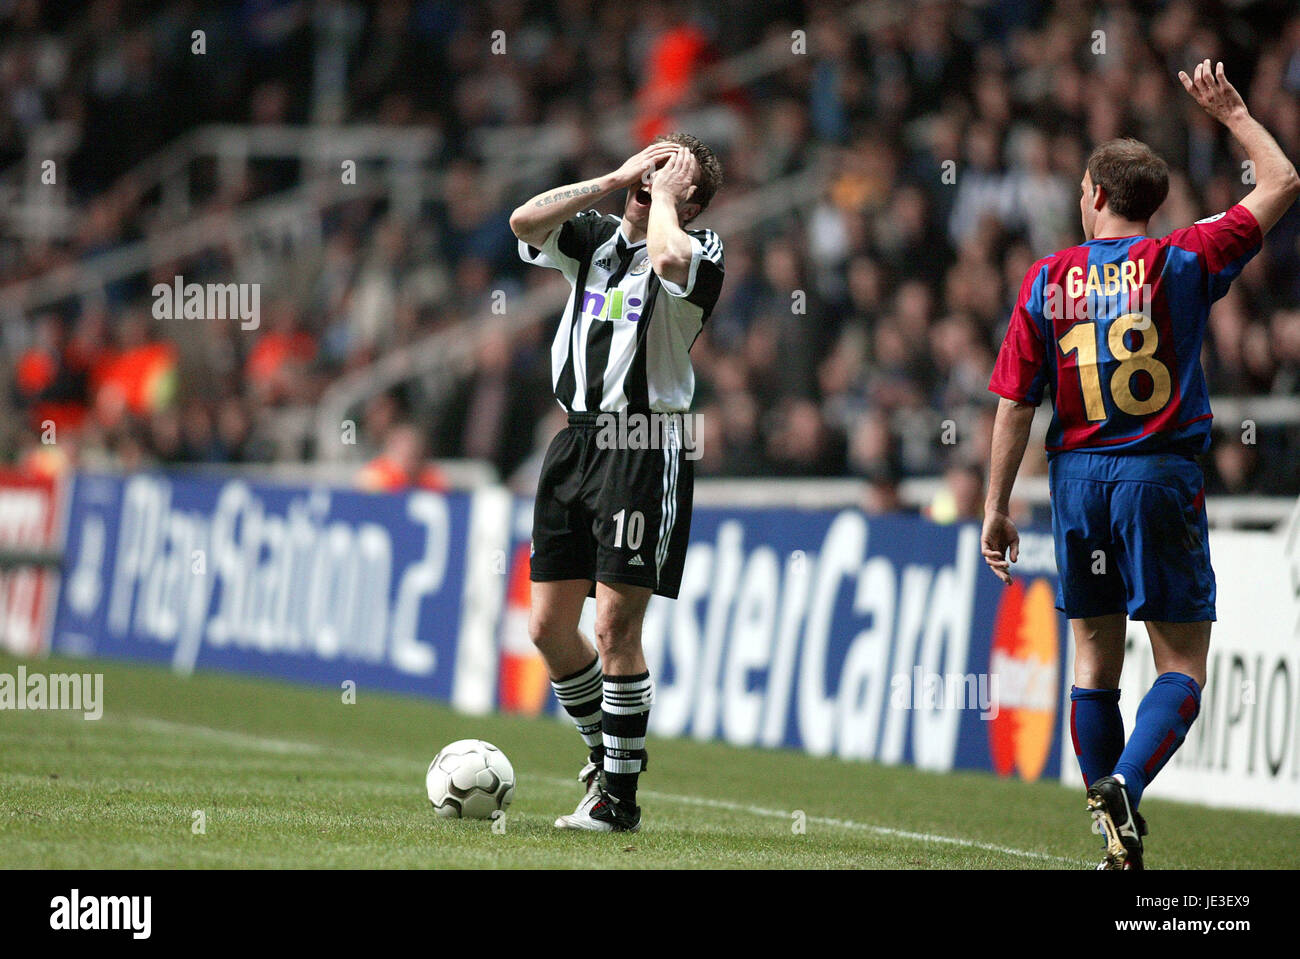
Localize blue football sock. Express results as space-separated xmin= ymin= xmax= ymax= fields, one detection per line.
xmin=1069 ymin=686 xmax=1124 ymax=789
xmin=1112 ymin=672 xmax=1201 ymax=808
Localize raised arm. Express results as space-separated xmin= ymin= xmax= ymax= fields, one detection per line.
xmin=509 ymin=143 xmax=677 ymax=249
xmin=1180 ymin=60 xmax=1300 ymax=234
xmin=646 ymin=146 xmax=701 ymax=287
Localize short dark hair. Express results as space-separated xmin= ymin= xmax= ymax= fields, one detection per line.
xmin=1086 ymin=138 xmax=1169 ymax=222
xmin=652 ymin=131 xmax=723 ymax=212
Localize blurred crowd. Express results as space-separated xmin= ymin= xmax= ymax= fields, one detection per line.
xmin=3 ymin=0 xmax=1299 ymax=509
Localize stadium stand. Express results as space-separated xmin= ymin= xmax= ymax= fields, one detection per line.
xmin=1 ymin=0 xmax=1297 ymax=525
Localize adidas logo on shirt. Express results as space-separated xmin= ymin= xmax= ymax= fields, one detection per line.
xmin=627 ymin=555 xmax=645 ymax=567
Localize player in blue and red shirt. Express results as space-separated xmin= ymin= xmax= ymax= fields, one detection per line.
xmin=982 ymin=62 xmax=1300 ymax=869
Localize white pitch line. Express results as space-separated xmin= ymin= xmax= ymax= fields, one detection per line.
xmin=535 ymin=775 xmax=1083 ymax=866
xmin=128 ymin=717 xmax=329 ymax=756
xmin=114 ymin=715 xmax=1084 ymax=866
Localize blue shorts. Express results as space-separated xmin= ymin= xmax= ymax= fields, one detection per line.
xmin=1048 ymin=451 xmax=1215 ymax=622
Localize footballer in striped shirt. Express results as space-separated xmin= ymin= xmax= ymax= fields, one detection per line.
xmin=509 ymin=133 xmax=724 ymax=833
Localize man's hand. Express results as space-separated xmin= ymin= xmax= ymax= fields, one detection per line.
xmin=1178 ymin=60 xmax=1248 ymax=126
xmin=1179 ymin=59 xmax=1300 ymax=234
xmin=649 ymin=146 xmax=700 ymax=206
xmin=983 ymin=396 xmax=1035 ymax=584
xmin=645 ymin=146 xmax=701 ymax=286
xmin=509 ymin=142 xmax=680 ymax=248
xmin=981 ymin=509 xmax=1020 ymax=585
xmin=609 ymin=142 xmax=678 ymax=190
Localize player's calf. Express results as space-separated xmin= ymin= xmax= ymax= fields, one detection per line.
xmin=1111 ymin=670 xmax=1202 ymax=808
xmin=591 ymin=583 xmax=655 ymax=806
xmin=551 ymin=656 xmax=605 ymax=764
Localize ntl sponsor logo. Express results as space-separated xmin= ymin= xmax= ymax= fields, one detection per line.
xmin=152 ymin=275 xmax=259 ymax=330
xmin=0 ymin=666 xmax=102 ymax=720
xmin=594 ymin=411 xmax=703 ymax=460
xmin=50 ymin=890 xmax=150 ymax=940
xmin=581 ymin=289 xmax=642 ymax=322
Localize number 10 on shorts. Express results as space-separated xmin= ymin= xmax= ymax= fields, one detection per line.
xmin=612 ymin=509 xmax=645 ymax=550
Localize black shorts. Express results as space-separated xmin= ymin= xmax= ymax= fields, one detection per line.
xmin=531 ymin=411 xmax=694 ymax=599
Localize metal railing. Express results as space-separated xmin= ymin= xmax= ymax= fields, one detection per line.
xmin=0 ymin=125 xmax=442 ymax=316
xmin=0 ymin=123 xmax=440 ymax=244
xmin=692 ymin=475 xmax=1297 ymax=530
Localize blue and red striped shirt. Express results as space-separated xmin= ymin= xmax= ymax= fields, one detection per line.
xmin=989 ymin=203 xmax=1262 ymax=455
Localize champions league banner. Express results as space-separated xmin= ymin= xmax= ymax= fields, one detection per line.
xmin=48 ymin=470 xmax=1072 ymax=783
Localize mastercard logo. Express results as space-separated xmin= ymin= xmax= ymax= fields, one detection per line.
xmin=987 ymin=578 xmax=1060 ymax=782
xmin=497 ymin=542 xmax=551 ymax=716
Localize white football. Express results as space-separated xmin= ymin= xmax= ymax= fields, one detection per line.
xmin=426 ymin=739 xmax=515 ymax=820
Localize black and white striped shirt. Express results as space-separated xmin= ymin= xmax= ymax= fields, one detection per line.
xmin=519 ymin=210 xmax=724 ymax=413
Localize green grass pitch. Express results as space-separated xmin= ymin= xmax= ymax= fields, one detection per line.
xmin=1 ymin=652 xmax=1295 ymax=869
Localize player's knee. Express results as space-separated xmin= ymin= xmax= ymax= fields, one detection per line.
xmin=1074 ymin=645 xmax=1124 ymax=688
xmin=1075 ymin=662 xmax=1123 ymax=690
xmin=593 ymin=611 xmax=638 ymax=657
xmin=527 ymin=611 xmax=567 ymax=652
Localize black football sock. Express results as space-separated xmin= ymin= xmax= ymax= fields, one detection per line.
xmin=601 ymin=671 xmax=653 ymax=804
xmin=551 ymin=656 xmax=604 ymax=763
